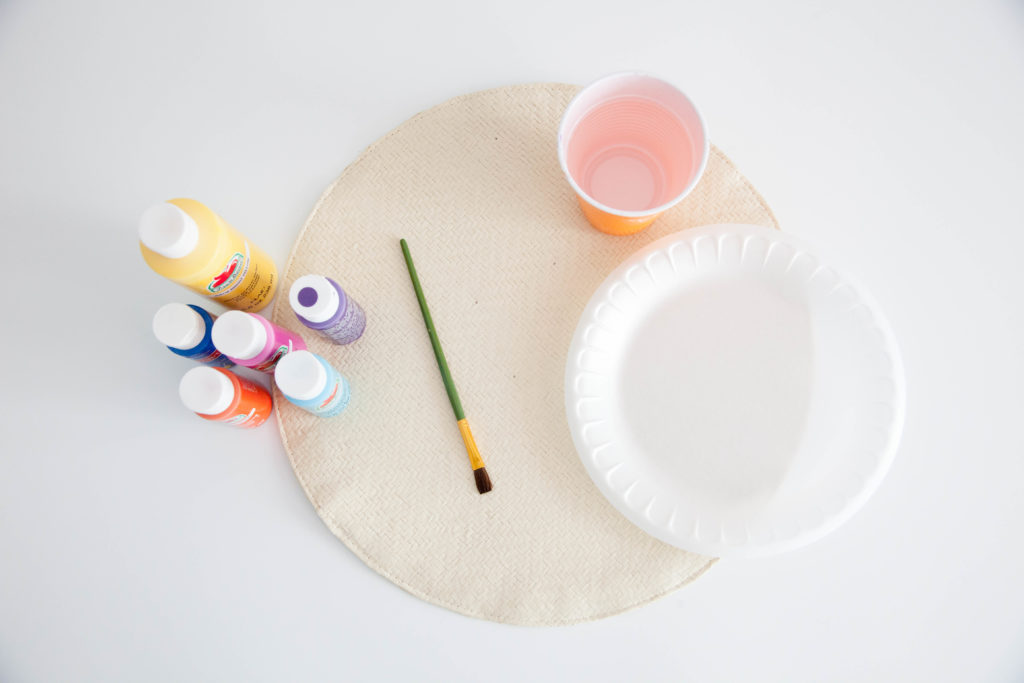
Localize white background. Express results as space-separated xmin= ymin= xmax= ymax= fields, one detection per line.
xmin=1 ymin=1 xmax=1022 ymax=681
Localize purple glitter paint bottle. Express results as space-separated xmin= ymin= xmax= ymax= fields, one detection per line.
xmin=288 ymin=274 xmax=366 ymax=345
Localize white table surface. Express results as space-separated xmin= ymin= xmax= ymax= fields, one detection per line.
xmin=2 ymin=1 xmax=1023 ymax=681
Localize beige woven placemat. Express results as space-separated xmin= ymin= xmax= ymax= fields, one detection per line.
xmin=272 ymin=83 xmax=779 ymax=626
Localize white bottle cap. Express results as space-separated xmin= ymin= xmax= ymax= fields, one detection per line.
xmin=179 ymin=367 xmax=234 ymax=416
xmin=139 ymin=202 xmax=200 ymax=259
xmin=153 ymin=303 xmax=206 ymax=350
xmin=289 ymin=274 xmax=340 ymax=323
xmin=274 ymin=350 xmax=327 ymax=400
xmin=211 ymin=311 xmax=267 ymax=360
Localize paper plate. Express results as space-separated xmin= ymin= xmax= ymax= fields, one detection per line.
xmin=565 ymin=224 xmax=905 ymax=557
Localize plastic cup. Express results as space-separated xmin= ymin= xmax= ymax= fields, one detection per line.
xmin=558 ymin=73 xmax=709 ymax=236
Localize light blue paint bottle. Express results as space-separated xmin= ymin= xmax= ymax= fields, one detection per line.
xmin=273 ymin=350 xmax=350 ymax=417
xmin=153 ymin=303 xmax=234 ymax=368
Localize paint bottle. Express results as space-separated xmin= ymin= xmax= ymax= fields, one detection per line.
xmin=274 ymin=350 xmax=351 ymax=418
xmin=288 ymin=274 xmax=366 ymax=345
xmin=178 ymin=366 xmax=273 ymax=428
xmin=211 ymin=310 xmax=306 ymax=373
xmin=139 ymin=199 xmax=277 ymax=312
xmin=152 ymin=303 xmax=234 ymax=368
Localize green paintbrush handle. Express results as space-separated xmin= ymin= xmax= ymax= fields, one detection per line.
xmin=400 ymin=238 xmax=466 ymax=421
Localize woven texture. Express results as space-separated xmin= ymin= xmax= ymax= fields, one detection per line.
xmin=272 ymin=83 xmax=779 ymax=626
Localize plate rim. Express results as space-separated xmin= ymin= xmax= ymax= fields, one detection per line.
xmin=564 ymin=223 xmax=906 ymax=557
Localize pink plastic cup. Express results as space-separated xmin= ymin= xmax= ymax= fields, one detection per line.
xmin=558 ymin=73 xmax=709 ymax=235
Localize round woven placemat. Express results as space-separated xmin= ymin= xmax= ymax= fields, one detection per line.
xmin=272 ymin=83 xmax=778 ymax=626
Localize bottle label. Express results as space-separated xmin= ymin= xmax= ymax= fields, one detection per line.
xmin=322 ymin=296 xmax=367 ymax=344
xmin=313 ymin=374 xmax=350 ymax=417
xmin=251 ymin=343 xmax=292 ymax=373
xmin=207 ymin=243 xmax=250 ymax=296
xmin=193 ymin=348 xmax=234 ymax=368
xmin=224 ymin=408 xmax=259 ymax=427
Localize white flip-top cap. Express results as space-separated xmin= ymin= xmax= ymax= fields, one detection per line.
xmin=179 ymin=366 xmax=234 ymax=416
xmin=139 ymin=202 xmax=200 ymax=259
xmin=211 ymin=311 xmax=267 ymax=360
xmin=274 ymin=350 xmax=327 ymax=400
xmin=289 ymin=274 xmax=340 ymax=323
xmin=153 ymin=303 xmax=205 ymax=350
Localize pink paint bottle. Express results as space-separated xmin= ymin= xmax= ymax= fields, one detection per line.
xmin=210 ymin=310 xmax=307 ymax=373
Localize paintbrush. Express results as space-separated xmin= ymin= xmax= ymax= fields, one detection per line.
xmin=400 ymin=238 xmax=492 ymax=494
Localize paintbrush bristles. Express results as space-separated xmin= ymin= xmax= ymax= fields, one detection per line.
xmin=474 ymin=467 xmax=493 ymax=494
xmin=457 ymin=419 xmax=491 ymax=493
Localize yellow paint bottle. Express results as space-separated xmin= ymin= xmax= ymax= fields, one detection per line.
xmin=139 ymin=199 xmax=277 ymax=312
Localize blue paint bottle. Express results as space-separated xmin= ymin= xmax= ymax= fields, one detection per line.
xmin=273 ymin=350 xmax=350 ymax=417
xmin=153 ymin=303 xmax=234 ymax=368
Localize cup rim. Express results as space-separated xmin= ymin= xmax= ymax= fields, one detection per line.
xmin=557 ymin=72 xmax=710 ymax=219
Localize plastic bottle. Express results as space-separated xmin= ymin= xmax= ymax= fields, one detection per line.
xmin=211 ymin=310 xmax=306 ymax=373
xmin=178 ymin=366 xmax=273 ymax=428
xmin=288 ymin=274 xmax=366 ymax=345
xmin=152 ymin=303 xmax=234 ymax=368
xmin=139 ymin=199 xmax=277 ymax=312
xmin=274 ymin=350 xmax=351 ymax=418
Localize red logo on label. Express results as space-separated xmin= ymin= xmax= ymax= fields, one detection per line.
xmin=211 ymin=258 xmax=239 ymax=289
xmin=319 ymin=381 xmax=339 ymax=409
xmin=207 ymin=252 xmax=245 ymax=294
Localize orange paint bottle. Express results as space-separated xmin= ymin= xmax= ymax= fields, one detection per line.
xmin=178 ymin=366 xmax=273 ymax=428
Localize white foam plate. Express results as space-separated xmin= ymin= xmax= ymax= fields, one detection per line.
xmin=565 ymin=224 xmax=905 ymax=557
